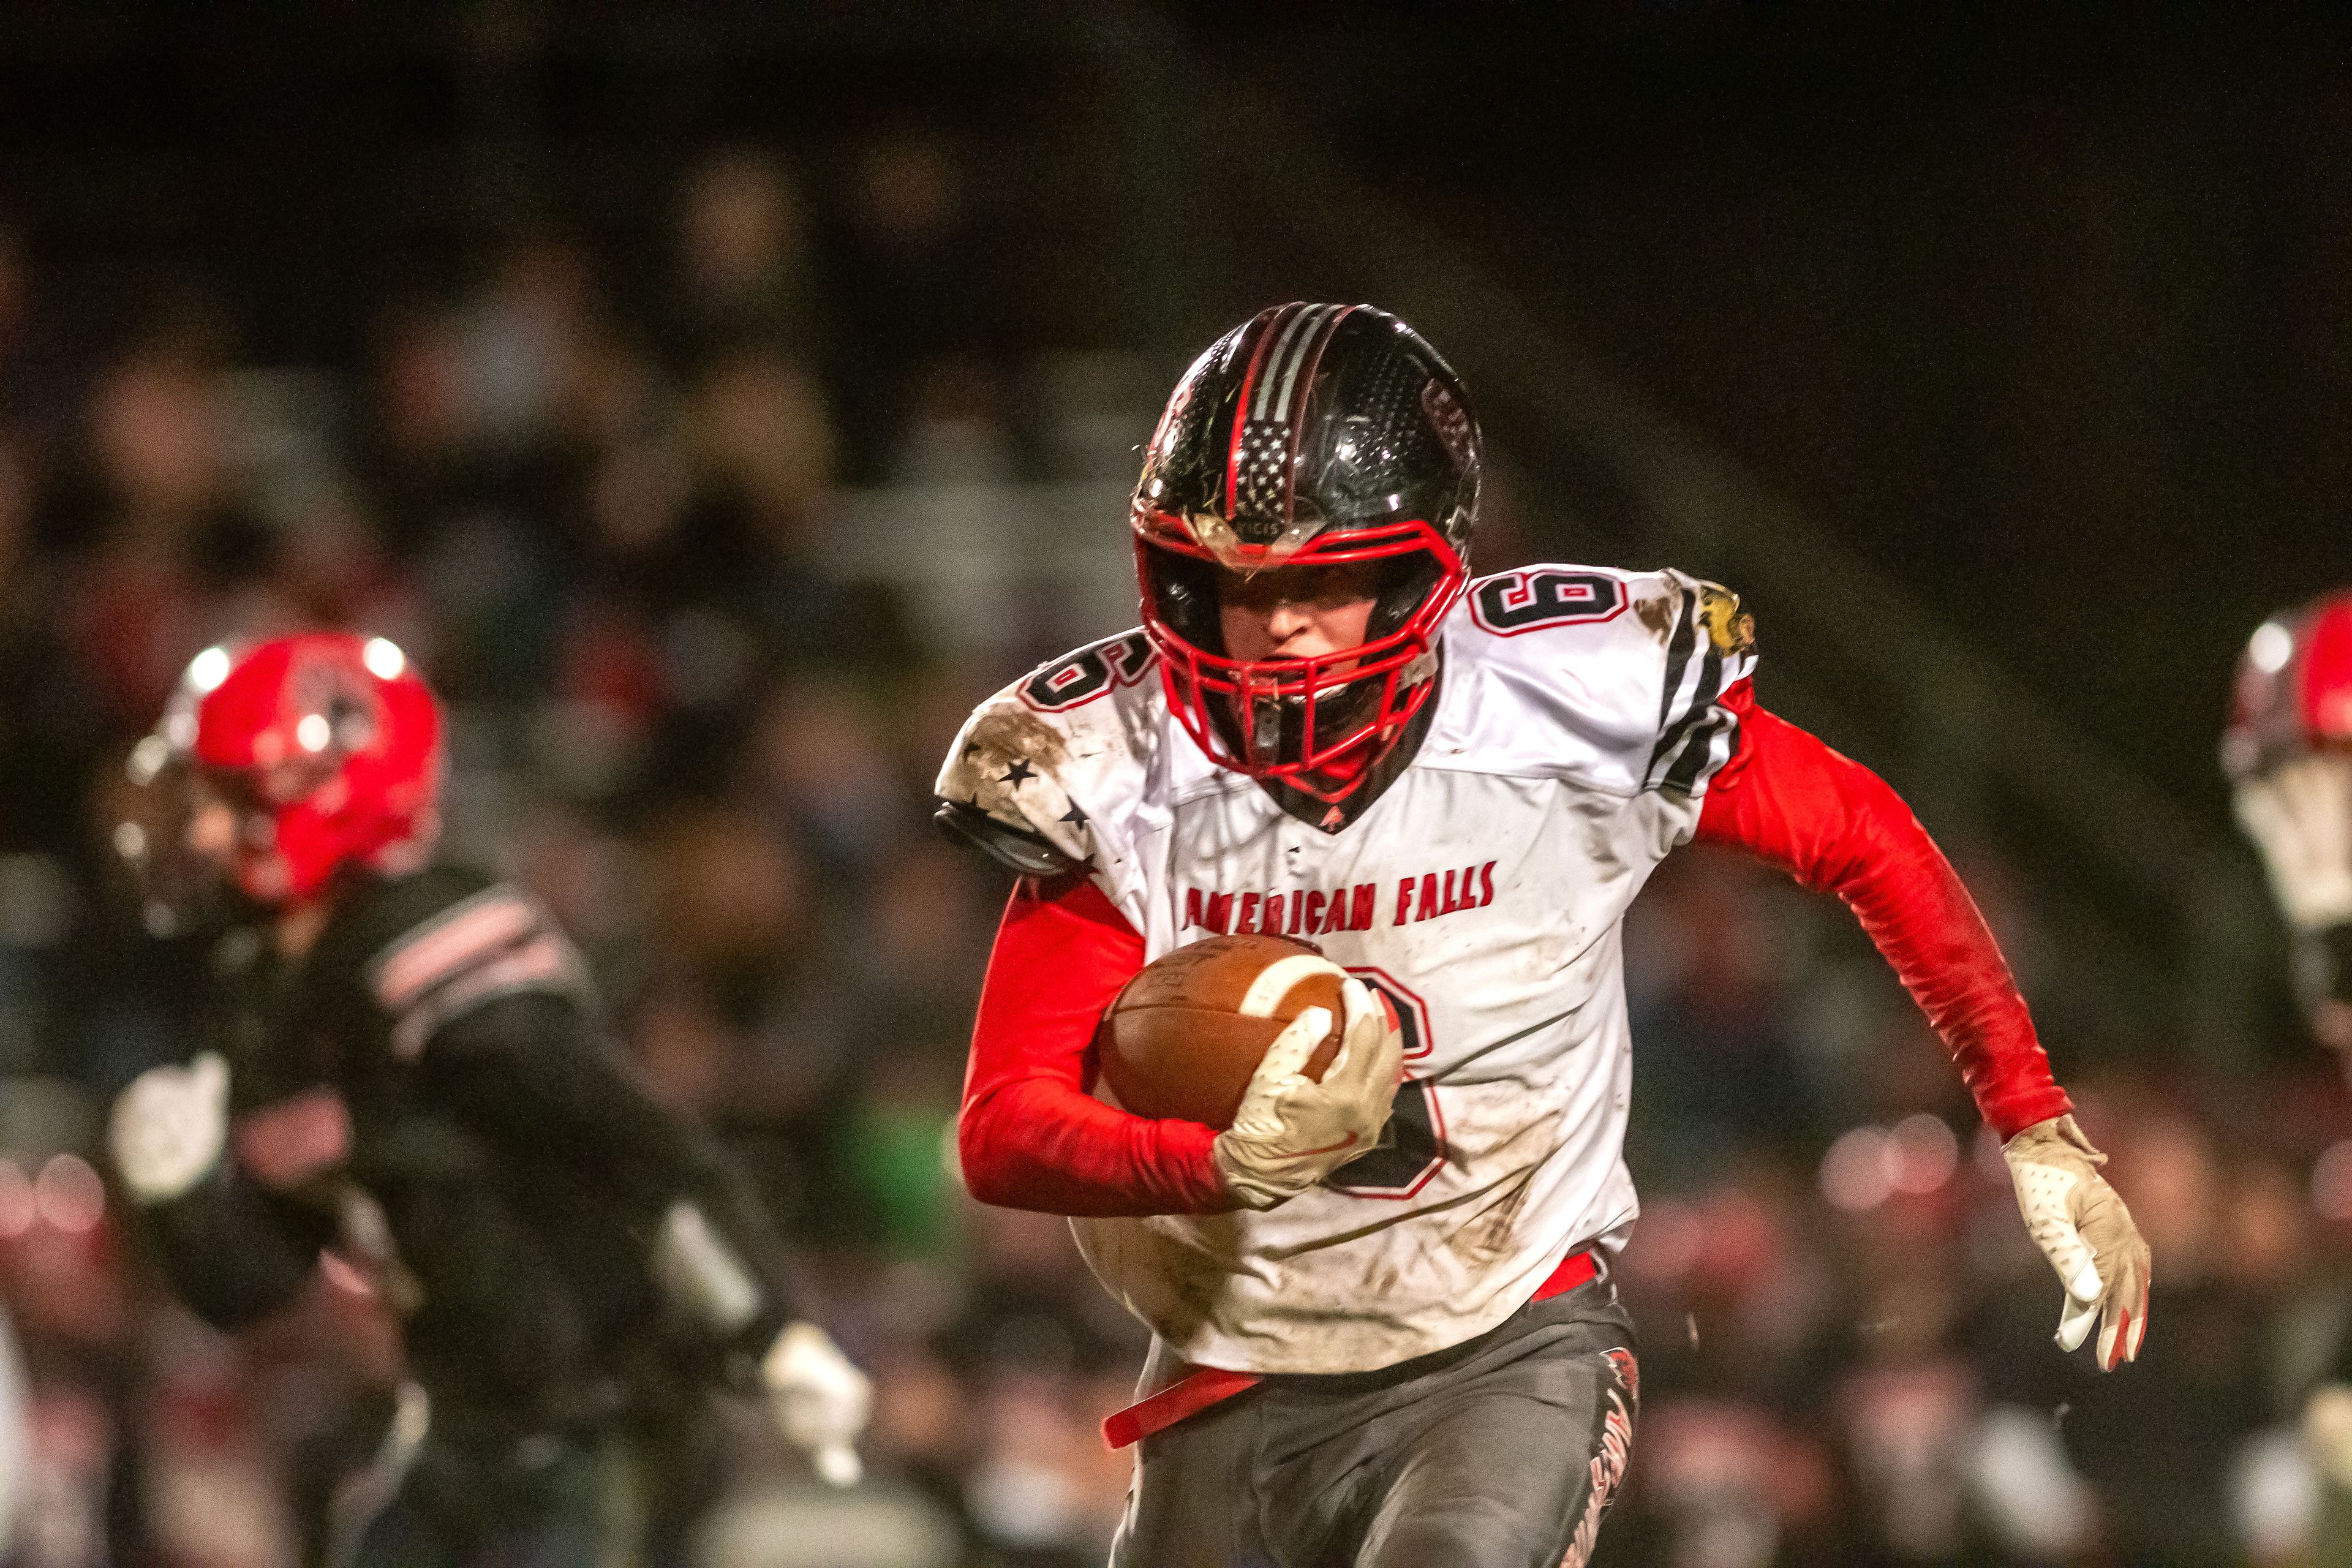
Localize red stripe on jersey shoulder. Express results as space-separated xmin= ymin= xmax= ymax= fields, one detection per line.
xmin=369 ymin=886 xmax=544 ymax=1011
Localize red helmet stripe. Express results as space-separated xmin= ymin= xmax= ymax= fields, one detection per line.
xmin=1223 ymin=304 xmax=1301 ymax=515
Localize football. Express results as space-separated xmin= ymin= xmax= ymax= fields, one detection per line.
xmin=1095 ymin=933 xmax=1349 ymax=1129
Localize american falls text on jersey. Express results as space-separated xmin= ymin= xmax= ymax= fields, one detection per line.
xmin=1180 ymin=861 xmax=1498 ymax=937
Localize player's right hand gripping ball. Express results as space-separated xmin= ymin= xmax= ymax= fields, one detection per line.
xmin=1211 ymin=968 xmax=1404 ymax=1210
xmin=2002 ymin=1114 xmax=2151 ymax=1370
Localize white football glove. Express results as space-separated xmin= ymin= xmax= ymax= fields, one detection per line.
xmin=761 ymin=1322 xmax=872 ymax=1488
xmin=108 ymin=1052 xmax=231 ymax=1205
xmin=1212 ymin=976 xmax=1404 ymax=1210
xmin=2305 ymin=1383 xmax=2352 ymax=1490
xmin=2002 ymin=1114 xmax=2151 ymax=1370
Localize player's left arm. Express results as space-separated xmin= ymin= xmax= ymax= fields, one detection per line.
xmin=396 ymin=943 xmax=869 ymax=1482
xmin=416 ymin=994 xmax=799 ymax=1330
xmin=1692 ymin=680 xmax=2151 ymax=1370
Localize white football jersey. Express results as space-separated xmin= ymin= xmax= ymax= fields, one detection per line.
xmin=940 ymin=564 xmax=1757 ymax=1374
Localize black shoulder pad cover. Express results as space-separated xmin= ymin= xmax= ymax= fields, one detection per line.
xmin=932 ymin=798 xmax=1082 ymax=877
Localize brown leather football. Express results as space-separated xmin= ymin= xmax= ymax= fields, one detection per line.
xmin=1095 ymin=933 xmax=1348 ymax=1129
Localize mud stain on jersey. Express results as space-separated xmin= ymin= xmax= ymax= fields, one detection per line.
xmin=964 ymin=707 xmax=1070 ymax=775
xmin=1128 ymin=1213 xmax=1251 ymax=1345
xmin=1452 ymin=1165 xmax=1536 ymax=1267
xmin=1159 ymin=1262 xmax=1224 ymax=1340
xmin=946 ymin=707 xmax=1080 ymax=832
xmin=1634 ymin=591 xmax=1679 ymax=640
xmin=1534 ymin=928 xmax=1578 ymax=975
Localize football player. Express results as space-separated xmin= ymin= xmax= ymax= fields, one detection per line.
xmin=105 ymin=632 xmax=870 ymax=1567
xmin=2228 ymin=592 xmax=2352 ymax=1050
xmin=2224 ymin=591 xmax=2352 ymax=1550
xmin=935 ymin=303 xmax=2150 ymax=1567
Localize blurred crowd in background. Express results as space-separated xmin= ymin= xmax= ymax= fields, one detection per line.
xmin=0 ymin=94 xmax=2344 ymax=1568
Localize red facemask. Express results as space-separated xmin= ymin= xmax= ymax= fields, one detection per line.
xmin=1136 ymin=517 xmax=1465 ymax=801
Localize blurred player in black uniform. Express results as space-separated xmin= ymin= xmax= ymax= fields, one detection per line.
xmin=2230 ymin=592 xmax=2352 ymax=1054
xmin=2226 ymin=590 xmax=2352 ymax=1559
xmin=104 ymin=632 xmax=870 ymax=1567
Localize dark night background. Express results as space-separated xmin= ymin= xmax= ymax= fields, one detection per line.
xmin=1188 ymin=2 xmax=2352 ymax=808
xmin=6 ymin=4 xmax=2345 ymax=805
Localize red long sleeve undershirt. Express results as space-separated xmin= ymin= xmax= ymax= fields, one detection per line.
xmin=1694 ymin=682 xmax=2070 ymax=1139
xmin=957 ymin=686 xmax=2070 ymax=1216
xmin=957 ymin=873 xmax=1230 ymax=1215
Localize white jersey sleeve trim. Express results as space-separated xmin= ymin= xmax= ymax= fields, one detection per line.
xmin=1642 ymin=570 xmax=1756 ymax=798
xmin=1429 ymin=564 xmax=1756 ymax=799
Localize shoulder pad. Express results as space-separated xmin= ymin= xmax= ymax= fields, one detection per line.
xmin=336 ymin=865 xmax=499 ymax=950
xmin=1460 ymin=563 xmax=1754 ymax=671
xmin=309 ymin=865 xmax=494 ymax=995
xmin=932 ymin=799 xmax=1082 ymax=877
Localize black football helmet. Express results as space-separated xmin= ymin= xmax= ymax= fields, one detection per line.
xmin=1133 ymin=303 xmax=1480 ymax=799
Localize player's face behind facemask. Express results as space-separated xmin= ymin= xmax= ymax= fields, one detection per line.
xmin=115 ymin=744 xmax=208 ymax=939
xmin=116 ymin=744 xmax=273 ymax=939
xmin=1216 ymin=560 xmax=1383 ymax=664
xmin=1141 ymin=533 xmax=1450 ymax=798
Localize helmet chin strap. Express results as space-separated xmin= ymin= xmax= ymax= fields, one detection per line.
xmin=1270 ymin=692 xmax=1441 ymax=832
xmin=1223 ymin=646 xmax=1444 ymax=806
xmin=1242 ymin=669 xmax=1286 ymax=761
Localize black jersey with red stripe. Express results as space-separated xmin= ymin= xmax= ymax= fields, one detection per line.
xmin=136 ymin=865 xmax=799 ymax=1432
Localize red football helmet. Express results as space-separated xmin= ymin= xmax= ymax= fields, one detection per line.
xmin=2223 ymin=589 xmax=2352 ymax=780
xmin=1132 ymin=303 xmax=1480 ymax=801
xmin=127 ymin=632 xmax=443 ymax=911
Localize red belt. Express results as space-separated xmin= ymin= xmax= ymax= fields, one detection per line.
xmin=1102 ymin=1246 xmax=1597 ymax=1450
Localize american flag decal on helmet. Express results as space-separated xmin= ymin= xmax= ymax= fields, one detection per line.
xmin=1232 ymin=424 xmax=1292 ymax=526
xmin=1223 ymin=302 xmax=1357 ymax=527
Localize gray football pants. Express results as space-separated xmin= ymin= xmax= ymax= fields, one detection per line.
xmin=1109 ymin=1276 xmax=1639 ymax=1568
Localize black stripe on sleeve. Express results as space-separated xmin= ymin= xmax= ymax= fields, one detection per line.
xmin=1662 ymin=706 xmax=1740 ymax=796
xmin=1649 ymin=638 xmax=1725 ymax=789
xmin=1646 ymin=589 xmax=1700 ymax=780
